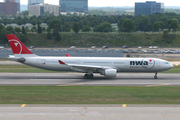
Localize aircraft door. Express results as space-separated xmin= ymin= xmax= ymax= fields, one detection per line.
xmin=125 ymin=60 xmax=130 ymax=67
xmin=37 ymin=58 xmax=41 ymax=64
xmin=156 ymin=60 xmax=160 ymax=67
xmin=37 ymin=58 xmax=46 ymax=65
xmin=77 ymin=59 xmax=81 ymax=64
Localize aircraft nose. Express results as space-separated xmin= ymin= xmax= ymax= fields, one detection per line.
xmin=170 ymin=64 xmax=174 ymax=69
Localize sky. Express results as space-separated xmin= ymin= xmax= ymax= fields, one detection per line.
xmin=0 ymin=0 xmax=180 ymax=6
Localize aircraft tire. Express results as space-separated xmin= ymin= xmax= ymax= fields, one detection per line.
xmin=84 ymin=74 xmax=94 ymax=79
xmin=84 ymin=74 xmax=88 ymax=79
xmin=89 ymin=74 xmax=94 ymax=79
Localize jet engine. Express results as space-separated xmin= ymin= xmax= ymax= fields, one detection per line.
xmin=101 ymin=69 xmax=117 ymax=77
xmin=17 ymin=58 xmax=26 ymax=63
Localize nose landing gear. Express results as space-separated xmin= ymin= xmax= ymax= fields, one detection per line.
xmin=154 ymin=72 xmax=158 ymax=79
xmin=84 ymin=74 xmax=94 ymax=79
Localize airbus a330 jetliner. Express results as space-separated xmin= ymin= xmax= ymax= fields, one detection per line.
xmin=6 ymin=34 xmax=173 ymax=79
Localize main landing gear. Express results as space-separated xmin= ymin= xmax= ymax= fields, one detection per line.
xmin=154 ymin=72 xmax=158 ymax=79
xmin=84 ymin=74 xmax=94 ymax=79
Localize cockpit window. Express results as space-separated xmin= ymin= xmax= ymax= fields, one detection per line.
xmin=165 ymin=62 xmax=169 ymax=64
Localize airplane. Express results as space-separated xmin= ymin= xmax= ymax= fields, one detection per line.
xmin=6 ymin=34 xmax=174 ymax=79
xmin=66 ymin=53 xmax=71 ymax=57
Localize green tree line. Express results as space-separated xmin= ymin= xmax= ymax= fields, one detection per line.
xmin=0 ymin=11 xmax=179 ymax=32
xmin=0 ymin=11 xmax=180 ymax=43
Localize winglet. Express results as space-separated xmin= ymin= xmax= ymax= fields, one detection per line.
xmin=58 ymin=60 xmax=66 ymax=65
xmin=6 ymin=34 xmax=33 ymax=55
xmin=66 ymin=53 xmax=71 ymax=57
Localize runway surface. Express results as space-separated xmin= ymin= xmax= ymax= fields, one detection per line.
xmin=1 ymin=105 xmax=180 ymax=120
xmin=0 ymin=73 xmax=180 ymax=86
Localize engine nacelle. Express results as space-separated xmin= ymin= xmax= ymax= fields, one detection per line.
xmin=104 ymin=69 xmax=117 ymax=77
xmin=17 ymin=58 xmax=26 ymax=63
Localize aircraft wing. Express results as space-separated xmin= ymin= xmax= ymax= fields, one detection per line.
xmin=58 ymin=60 xmax=114 ymax=72
xmin=67 ymin=64 xmax=112 ymax=69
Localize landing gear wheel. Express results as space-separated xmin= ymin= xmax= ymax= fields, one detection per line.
xmin=84 ymin=74 xmax=94 ymax=79
xmin=84 ymin=74 xmax=88 ymax=79
xmin=154 ymin=73 xmax=158 ymax=79
xmin=89 ymin=74 xmax=94 ymax=79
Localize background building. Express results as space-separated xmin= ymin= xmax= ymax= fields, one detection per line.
xmin=28 ymin=0 xmax=44 ymax=5
xmin=135 ymin=1 xmax=164 ymax=16
xmin=44 ymin=4 xmax=60 ymax=16
xmin=59 ymin=0 xmax=88 ymax=13
xmin=4 ymin=0 xmax=20 ymax=12
xmin=29 ymin=4 xmax=60 ymax=16
xmin=0 ymin=0 xmax=17 ymax=15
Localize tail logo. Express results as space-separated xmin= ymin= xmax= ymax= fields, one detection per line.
xmin=14 ymin=43 xmax=18 ymax=46
xmin=9 ymin=39 xmax=22 ymax=54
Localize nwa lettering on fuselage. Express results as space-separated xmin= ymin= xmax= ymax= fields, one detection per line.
xmin=130 ymin=61 xmax=148 ymax=66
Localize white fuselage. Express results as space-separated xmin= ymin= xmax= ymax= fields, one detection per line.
xmin=6 ymin=34 xmax=174 ymax=79
xmin=22 ymin=57 xmax=173 ymax=73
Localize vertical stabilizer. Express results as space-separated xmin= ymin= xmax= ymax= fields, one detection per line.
xmin=6 ymin=34 xmax=37 ymax=57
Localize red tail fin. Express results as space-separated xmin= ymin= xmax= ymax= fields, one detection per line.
xmin=6 ymin=34 xmax=33 ymax=54
xmin=66 ymin=53 xmax=71 ymax=57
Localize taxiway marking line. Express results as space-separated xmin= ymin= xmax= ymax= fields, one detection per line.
xmin=122 ymin=104 xmax=126 ymax=107
xmin=146 ymin=84 xmax=171 ymax=87
xmin=35 ymin=75 xmax=66 ymax=77
xmin=57 ymin=83 xmax=85 ymax=86
xmin=21 ymin=104 xmax=26 ymax=107
xmin=81 ymin=107 xmax=87 ymax=116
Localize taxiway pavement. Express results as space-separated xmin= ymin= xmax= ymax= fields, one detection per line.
xmin=0 ymin=105 xmax=180 ymax=120
xmin=0 ymin=61 xmax=23 ymax=65
xmin=0 ymin=73 xmax=180 ymax=86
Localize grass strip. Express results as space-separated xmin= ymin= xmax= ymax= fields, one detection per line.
xmin=0 ymin=65 xmax=180 ymax=73
xmin=0 ymin=86 xmax=180 ymax=104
